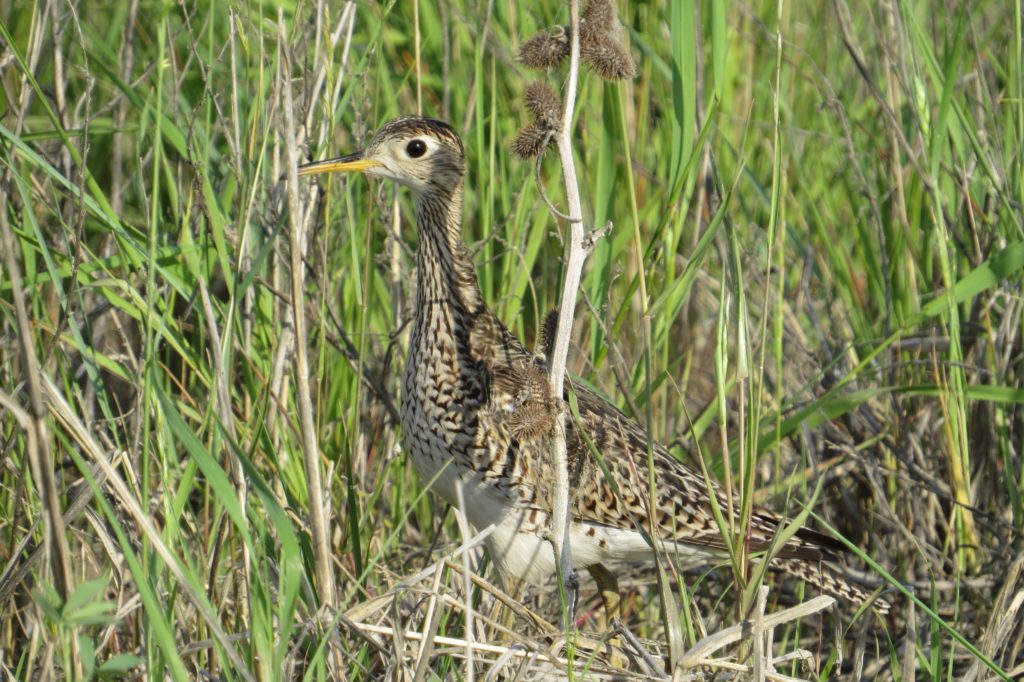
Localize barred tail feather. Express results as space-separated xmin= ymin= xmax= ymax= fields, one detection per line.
xmin=776 ymin=557 xmax=891 ymax=617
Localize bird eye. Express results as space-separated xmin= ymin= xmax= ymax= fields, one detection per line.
xmin=406 ymin=139 xmax=427 ymax=158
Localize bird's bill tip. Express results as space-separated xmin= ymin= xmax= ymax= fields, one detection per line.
xmin=297 ymin=153 xmax=380 ymax=176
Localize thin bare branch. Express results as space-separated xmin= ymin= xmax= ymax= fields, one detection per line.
xmin=278 ymin=14 xmax=336 ymax=609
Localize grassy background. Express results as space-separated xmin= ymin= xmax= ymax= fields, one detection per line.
xmin=1 ymin=0 xmax=1023 ymax=678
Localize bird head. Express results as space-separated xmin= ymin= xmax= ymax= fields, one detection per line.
xmin=299 ymin=116 xmax=466 ymax=196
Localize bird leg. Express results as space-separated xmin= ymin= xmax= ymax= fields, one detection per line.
xmin=586 ymin=563 xmax=629 ymax=669
xmin=497 ymin=575 xmax=526 ymax=637
xmin=587 ymin=563 xmax=621 ymax=624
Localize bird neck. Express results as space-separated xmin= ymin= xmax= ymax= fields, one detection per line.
xmin=413 ymin=179 xmax=486 ymax=320
xmin=406 ymin=179 xmax=525 ymax=410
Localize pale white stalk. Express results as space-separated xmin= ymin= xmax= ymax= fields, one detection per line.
xmin=545 ymin=0 xmax=585 ymax=626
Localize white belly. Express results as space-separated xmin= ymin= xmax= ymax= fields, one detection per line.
xmin=408 ymin=438 xmax=717 ymax=584
xmin=489 ymin=517 xmax=723 ymax=584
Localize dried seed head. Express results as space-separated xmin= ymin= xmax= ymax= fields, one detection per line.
xmin=524 ymin=81 xmax=562 ymax=129
xmin=512 ymin=124 xmax=552 ymax=159
xmin=578 ymin=0 xmax=636 ymax=80
xmin=488 ymin=364 xmax=558 ymax=442
xmin=540 ymin=308 xmax=560 ymax=359
xmin=582 ymin=41 xmax=636 ymax=80
xmin=518 ymin=25 xmax=570 ymax=69
xmin=581 ymin=0 xmax=617 ymax=42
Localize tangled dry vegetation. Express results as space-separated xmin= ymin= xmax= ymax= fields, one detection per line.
xmin=1 ymin=0 xmax=1023 ymax=679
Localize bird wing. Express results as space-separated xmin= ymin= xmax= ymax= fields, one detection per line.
xmin=564 ymin=381 xmax=843 ymax=564
xmin=475 ymin=316 xmax=843 ymax=564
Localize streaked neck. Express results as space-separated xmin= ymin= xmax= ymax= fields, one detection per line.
xmin=413 ymin=180 xmax=485 ymax=319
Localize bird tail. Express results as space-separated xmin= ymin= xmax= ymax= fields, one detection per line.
xmin=775 ymin=557 xmax=891 ymax=617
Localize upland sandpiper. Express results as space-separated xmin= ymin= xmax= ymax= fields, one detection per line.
xmin=299 ymin=116 xmax=889 ymax=617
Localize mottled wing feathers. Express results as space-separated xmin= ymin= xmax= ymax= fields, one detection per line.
xmin=578 ymin=384 xmax=855 ymax=562
xmin=475 ymin=319 xmax=842 ymax=563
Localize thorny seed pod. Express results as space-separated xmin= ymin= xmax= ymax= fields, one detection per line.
xmin=582 ymin=40 xmax=636 ymax=80
xmin=524 ymin=81 xmax=562 ymax=129
xmin=581 ymin=0 xmax=617 ymax=43
xmin=519 ymin=25 xmax=570 ymax=69
xmin=580 ymin=0 xmax=635 ymax=80
xmin=540 ymin=308 xmax=560 ymax=359
xmin=512 ymin=124 xmax=552 ymax=159
xmin=487 ymin=364 xmax=558 ymax=443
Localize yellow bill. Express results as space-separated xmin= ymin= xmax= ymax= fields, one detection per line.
xmin=298 ymin=152 xmax=381 ymax=176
